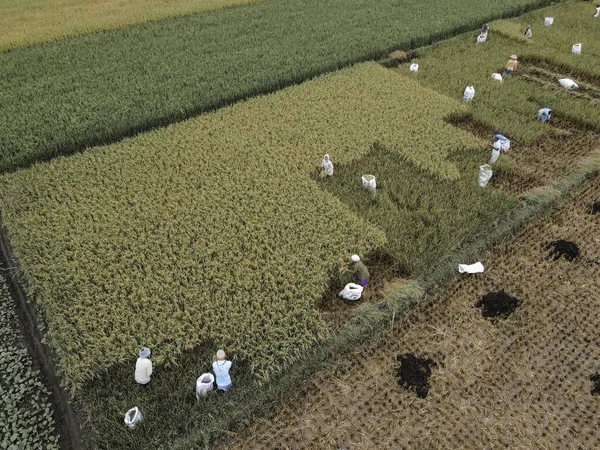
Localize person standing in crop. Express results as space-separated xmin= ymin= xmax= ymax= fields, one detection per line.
xmin=135 ymin=347 xmax=153 ymax=387
xmin=322 ymin=154 xmax=334 ymax=179
xmin=351 ymin=254 xmax=369 ymax=288
xmin=489 ymin=134 xmax=510 ymax=164
xmin=504 ymin=55 xmax=518 ymax=75
xmin=523 ymin=25 xmax=532 ymax=39
xmin=212 ymin=350 xmax=232 ymax=392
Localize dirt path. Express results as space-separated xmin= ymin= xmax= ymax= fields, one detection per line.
xmin=221 ymin=176 xmax=600 ymax=449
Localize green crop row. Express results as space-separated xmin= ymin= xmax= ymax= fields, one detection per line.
xmin=0 ymin=64 xmax=484 ymax=392
xmin=403 ymin=1 xmax=600 ymax=143
xmin=0 ymin=0 xmax=557 ymax=173
xmin=0 ymin=0 xmax=267 ymax=53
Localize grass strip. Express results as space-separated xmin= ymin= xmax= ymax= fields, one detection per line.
xmin=0 ymin=0 xmax=558 ymax=173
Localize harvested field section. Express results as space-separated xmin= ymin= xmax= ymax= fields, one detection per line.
xmin=222 ymin=175 xmax=600 ymax=449
xmin=489 ymin=127 xmax=600 ymax=197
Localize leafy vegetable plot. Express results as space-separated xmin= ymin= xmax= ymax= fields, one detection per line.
xmin=0 ymin=274 xmax=60 ymax=449
xmin=0 ymin=64 xmax=481 ymax=391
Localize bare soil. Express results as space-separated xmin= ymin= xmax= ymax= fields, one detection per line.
xmin=220 ymin=176 xmax=600 ymax=450
xmin=475 ymin=291 xmax=521 ymax=321
xmin=396 ymin=354 xmax=437 ymax=399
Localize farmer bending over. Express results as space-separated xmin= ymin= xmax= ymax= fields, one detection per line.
xmin=351 ymin=254 xmax=369 ymax=288
xmin=537 ymin=108 xmax=552 ymax=123
xmin=489 ymin=134 xmax=510 ymax=164
xmin=135 ymin=347 xmax=153 ymax=387
xmin=594 ymin=4 xmax=600 ymax=18
xmin=523 ymin=25 xmax=532 ymax=39
xmin=504 ymin=55 xmax=518 ymax=75
xmin=213 ymin=349 xmax=232 ymax=392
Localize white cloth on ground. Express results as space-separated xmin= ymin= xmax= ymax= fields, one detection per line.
xmin=458 ymin=262 xmax=485 ymax=274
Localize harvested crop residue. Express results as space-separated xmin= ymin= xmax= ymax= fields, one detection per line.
xmin=476 ymin=291 xmax=521 ymax=321
xmin=220 ymin=177 xmax=600 ymax=450
xmin=396 ymin=354 xmax=436 ymax=398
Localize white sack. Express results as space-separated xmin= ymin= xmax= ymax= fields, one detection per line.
xmin=463 ymin=86 xmax=475 ymax=102
xmin=545 ymin=17 xmax=554 ymax=26
xmin=572 ymin=43 xmax=582 ymax=55
xmin=124 ymin=407 xmax=143 ymax=429
xmin=559 ymin=78 xmax=578 ymax=89
xmin=361 ymin=174 xmax=376 ymax=192
xmin=477 ymin=34 xmax=487 ymax=44
xmin=492 ymin=73 xmax=503 ymax=82
xmin=458 ymin=262 xmax=485 ymax=274
xmin=339 ymin=283 xmax=363 ymax=301
xmin=196 ymin=373 xmax=215 ymax=399
xmin=478 ymin=164 xmax=493 ymax=187
xmin=410 ymin=63 xmax=419 ymax=73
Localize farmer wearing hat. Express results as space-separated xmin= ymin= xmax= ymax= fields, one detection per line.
xmin=321 ymin=154 xmax=334 ymax=179
xmin=505 ymin=55 xmax=518 ymax=75
xmin=351 ymin=254 xmax=370 ymax=288
xmin=135 ymin=347 xmax=153 ymax=386
xmin=212 ymin=349 xmax=232 ymax=392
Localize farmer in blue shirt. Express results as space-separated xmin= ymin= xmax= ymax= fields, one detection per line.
xmin=537 ymin=108 xmax=552 ymax=123
xmin=212 ymin=349 xmax=232 ymax=392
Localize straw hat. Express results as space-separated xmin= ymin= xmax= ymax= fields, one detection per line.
xmin=511 ymin=55 xmax=518 ymax=60
xmin=139 ymin=347 xmax=151 ymax=358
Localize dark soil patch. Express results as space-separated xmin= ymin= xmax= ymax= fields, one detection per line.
xmin=591 ymin=373 xmax=600 ymax=396
xmin=547 ymin=240 xmax=580 ymax=262
xmin=476 ymin=291 xmax=521 ymax=321
xmin=396 ymin=354 xmax=436 ymax=399
xmin=588 ymin=202 xmax=600 ymax=215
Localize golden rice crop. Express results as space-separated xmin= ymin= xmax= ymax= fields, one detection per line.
xmin=0 ymin=63 xmax=481 ymax=392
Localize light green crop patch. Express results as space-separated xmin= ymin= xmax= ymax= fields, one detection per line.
xmin=0 ymin=63 xmax=480 ymax=391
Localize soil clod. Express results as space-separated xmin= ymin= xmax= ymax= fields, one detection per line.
xmin=547 ymin=240 xmax=580 ymax=261
xmin=591 ymin=373 xmax=600 ymax=396
xmin=476 ymin=291 xmax=521 ymax=321
xmin=589 ymin=202 xmax=600 ymax=215
xmin=396 ymin=354 xmax=436 ymax=398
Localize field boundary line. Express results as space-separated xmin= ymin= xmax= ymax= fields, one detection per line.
xmin=0 ymin=217 xmax=83 ymax=450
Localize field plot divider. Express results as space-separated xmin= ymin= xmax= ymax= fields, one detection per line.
xmin=174 ymin=159 xmax=600 ymax=448
xmin=0 ymin=216 xmax=83 ymax=450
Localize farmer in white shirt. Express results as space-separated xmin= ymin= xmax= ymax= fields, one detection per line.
xmin=135 ymin=347 xmax=153 ymax=386
xmin=212 ymin=349 xmax=232 ymax=392
xmin=489 ymin=134 xmax=510 ymax=164
xmin=594 ymin=4 xmax=600 ymax=18
xmin=322 ymin=154 xmax=334 ymax=178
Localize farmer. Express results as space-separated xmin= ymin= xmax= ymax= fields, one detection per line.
xmin=489 ymin=134 xmax=510 ymax=164
xmin=322 ymin=154 xmax=334 ymax=178
xmin=504 ymin=55 xmax=518 ymax=75
xmin=212 ymin=349 xmax=232 ymax=392
xmin=351 ymin=254 xmax=370 ymax=288
xmin=594 ymin=4 xmax=600 ymax=18
xmin=523 ymin=24 xmax=532 ymax=39
xmin=537 ymin=108 xmax=552 ymax=123
xmin=135 ymin=347 xmax=153 ymax=387
xmin=480 ymin=23 xmax=489 ymax=37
